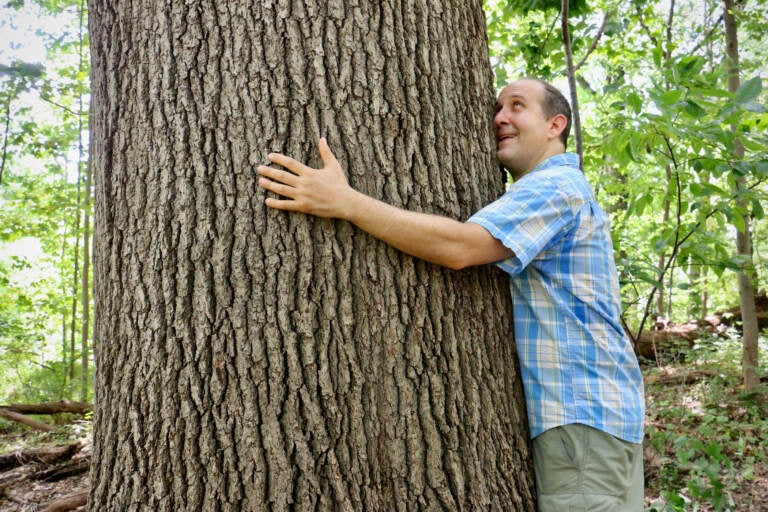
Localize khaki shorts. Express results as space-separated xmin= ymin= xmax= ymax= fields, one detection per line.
xmin=532 ymin=423 xmax=644 ymax=512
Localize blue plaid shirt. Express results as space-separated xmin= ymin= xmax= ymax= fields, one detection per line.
xmin=468 ymin=153 xmax=644 ymax=443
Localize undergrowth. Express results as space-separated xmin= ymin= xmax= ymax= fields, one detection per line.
xmin=643 ymin=329 xmax=768 ymax=511
xmin=1 ymin=330 xmax=766 ymax=511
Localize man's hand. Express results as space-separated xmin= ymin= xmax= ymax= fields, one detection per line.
xmin=258 ymin=137 xmax=514 ymax=269
xmin=257 ymin=138 xmax=353 ymax=219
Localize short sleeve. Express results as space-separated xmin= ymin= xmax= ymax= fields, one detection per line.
xmin=467 ymin=173 xmax=578 ymax=274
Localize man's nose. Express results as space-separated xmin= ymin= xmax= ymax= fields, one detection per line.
xmin=494 ymin=109 xmax=509 ymax=126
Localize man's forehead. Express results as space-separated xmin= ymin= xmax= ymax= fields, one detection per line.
xmin=496 ymin=80 xmax=542 ymax=103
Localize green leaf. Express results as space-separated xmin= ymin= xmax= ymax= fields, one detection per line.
xmin=733 ymin=161 xmax=751 ymax=176
xmin=713 ymin=163 xmax=731 ymax=177
xmin=741 ymin=137 xmax=766 ymax=151
xmin=689 ymin=182 xmax=702 ymax=196
xmin=744 ymin=101 xmax=766 ymax=113
xmin=624 ymin=139 xmax=638 ymax=163
xmin=513 ymin=0 xmax=590 ymax=16
xmin=657 ymin=89 xmax=683 ymax=107
xmin=734 ymin=76 xmax=762 ymax=105
xmin=730 ymin=212 xmax=746 ymax=233
xmin=627 ymin=92 xmax=643 ymax=114
xmin=652 ymin=46 xmax=663 ymax=68
xmin=629 ymin=193 xmax=653 ymax=215
xmin=724 ymin=254 xmax=750 ymax=270
xmin=677 ymin=55 xmax=705 ymax=77
xmin=683 ymin=99 xmax=706 ymax=118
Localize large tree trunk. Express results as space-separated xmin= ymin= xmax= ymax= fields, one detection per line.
xmin=89 ymin=1 xmax=534 ymax=510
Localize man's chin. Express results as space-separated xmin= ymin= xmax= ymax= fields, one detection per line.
xmin=496 ymin=149 xmax=517 ymax=169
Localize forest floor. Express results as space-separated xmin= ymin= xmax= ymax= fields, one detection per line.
xmin=0 ymin=334 xmax=766 ymax=511
xmin=641 ymin=350 xmax=768 ymax=511
xmin=0 ymin=421 xmax=90 ymax=512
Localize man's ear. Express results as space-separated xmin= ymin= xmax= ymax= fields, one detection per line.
xmin=549 ymin=114 xmax=568 ymax=139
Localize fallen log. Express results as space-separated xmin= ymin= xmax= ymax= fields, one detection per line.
xmin=0 ymin=443 xmax=80 ymax=471
xmin=41 ymin=490 xmax=88 ymax=512
xmin=0 ymin=485 xmax=25 ymax=505
xmin=0 ymin=408 xmax=54 ymax=432
xmin=31 ymin=458 xmax=90 ymax=482
xmin=2 ymin=401 xmax=92 ymax=416
xmin=645 ymin=369 xmax=721 ymax=386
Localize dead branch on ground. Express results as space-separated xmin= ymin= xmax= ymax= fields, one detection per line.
xmin=41 ymin=490 xmax=88 ymax=512
xmin=2 ymin=401 xmax=92 ymax=416
xmin=0 ymin=408 xmax=54 ymax=432
xmin=0 ymin=443 xmax=81 ymax=471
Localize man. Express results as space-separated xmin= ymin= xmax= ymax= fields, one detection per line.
xmin=257 ymin=78 xmax=645 ymax=511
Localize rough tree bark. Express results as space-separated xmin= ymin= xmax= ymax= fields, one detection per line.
xmin=89 ymin=1 xmax=534 ymax=510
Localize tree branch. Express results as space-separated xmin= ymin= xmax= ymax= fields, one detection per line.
xmin=634 ymin=3 xmax=658 ymax=47
xmin=0 ymin=95 xmax=11 ymax=185
xmin=39 ymin=95 xmax=86 ymax=117
xmin=561 ymin=0 xmax=583 ymax=166
xmin=633 ymin=136 xmax=683 ymax=345
xmin=689 ymin=14 xmax=724 ymax=55
xmin=574 ymin=10 xmax=611 ymax=72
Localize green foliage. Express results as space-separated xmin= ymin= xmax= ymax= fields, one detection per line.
xmin=0 ymin=0 xmax=91 ymax=403
xmin=0 ymin=61 xmax=44 ymax=79
xmin=1 ymin=0 xmax=766 ymax=418
xmin=513 ymin=0 xmax=590 ymax=16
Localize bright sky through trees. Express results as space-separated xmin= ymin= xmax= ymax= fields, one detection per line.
xmin=0 ymin=4 xmax=50 ymax=64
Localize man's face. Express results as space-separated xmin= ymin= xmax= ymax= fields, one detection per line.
xmin=493 ymin=80 xmax=555 ymax=176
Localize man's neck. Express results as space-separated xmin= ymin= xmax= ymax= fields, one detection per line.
xmin=511 ymin=147 xmax=566 ymax=181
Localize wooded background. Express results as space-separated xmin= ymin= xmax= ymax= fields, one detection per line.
xmin=1 ymin=0 xmax=765 ymax=405
xmin=0 ymin=0 xmax=766 ymax=510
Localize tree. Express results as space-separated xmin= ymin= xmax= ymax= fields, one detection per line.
xmin=88 ymin=1 xmax=535 ymax=510
xmin=560 ymin=0 xmax=584 ymax=165
xmin=722 ymin=0 xmax=760 ymax=392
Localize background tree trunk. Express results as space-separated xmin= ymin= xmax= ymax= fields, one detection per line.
xmin=561 ymin=0 xmax=583 ymax=166
xmin=89 ymin=0 xmax=534 ymax=510
xmin=78 ymin=0 xmax=91 ymax=403
xmin=722 ymin=0 xmax=759 ymax=392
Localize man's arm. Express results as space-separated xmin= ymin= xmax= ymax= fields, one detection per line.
xmin=257 ymin=138 xmax=514 ymax=270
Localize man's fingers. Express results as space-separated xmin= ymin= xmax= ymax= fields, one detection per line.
xmin=267 ymin=152 xmax=311 ymax=175
xmin=264 ymin=197 xmax=302 ymax=211
xmin=257 ymin=165 xmax=300 ymax=187
xmin=258 ymin=177 xmax=297 ymax=199
xmin=317 ymin=137 xmax=338 ymax=167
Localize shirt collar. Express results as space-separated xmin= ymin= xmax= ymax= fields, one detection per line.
xmin=530 ymin=153 xmax=580 ymax=174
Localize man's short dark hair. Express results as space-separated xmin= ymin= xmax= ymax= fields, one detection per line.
xmin=533 ymin=79 xmax=572 ymax=148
